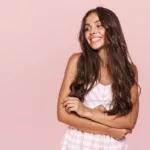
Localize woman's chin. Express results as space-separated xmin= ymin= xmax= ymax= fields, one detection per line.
xmin=90 ymin=44 xmax=105 ymax=51
xmin=91 ymin=46 xmax=101 ymax=50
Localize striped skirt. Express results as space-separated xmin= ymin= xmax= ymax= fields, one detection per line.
xmin=60 ymin=126 xmax=128 ymax=150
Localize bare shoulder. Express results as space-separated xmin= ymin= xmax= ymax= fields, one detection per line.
xmin=57 ymin=52 xmax=82 ymax=119
xmin=68 ymin=52 xmax=82 ymax=66
xmin=64 ymin=52 xmax=82 ymax=81
xmin=58 ymin=52 xmax=82 ymax=99
xmin=64 ymin=52 xmax=82 ymax=78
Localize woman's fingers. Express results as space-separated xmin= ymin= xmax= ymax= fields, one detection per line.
xmin=126 ymin=129 xmax=132 ymax=134
xmin=63 ymin=100 xmax=77 ymax=107
xmin=68 ymin=107 xmax=76 ymax=113
xmin=62 ymin=99 xmax=77 ymax=113
xmin=61 ymin=97 xmax=84 ymax=115
xmin=65 ymin=104 xmax=75 ymax=112
xmin=63 ymin=97 xmax=78 ymax=101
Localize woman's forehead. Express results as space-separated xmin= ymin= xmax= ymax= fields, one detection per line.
xmin=85 ymin=13 xmax=101 ymax=25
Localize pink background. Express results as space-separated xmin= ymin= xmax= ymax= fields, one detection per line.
xmin=0 ymin=0 xmax=149 ymax=149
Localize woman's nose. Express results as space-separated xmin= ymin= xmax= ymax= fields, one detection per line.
xmin=90 ymin=27 xmax=97 ymax=34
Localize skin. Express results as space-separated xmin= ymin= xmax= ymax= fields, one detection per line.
xmin=57 ymin=12 xmax=134 ymax=140
xmin=84 ymin=12 xmax=107 ymax=67
xmin=62 ymin=12 xmax=139 ymax=130
xmin=62 ymin=79 xmax=139 ymax=129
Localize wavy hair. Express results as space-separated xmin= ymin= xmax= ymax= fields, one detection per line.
xmin=69 ymin=7 xmax=141 ymax=116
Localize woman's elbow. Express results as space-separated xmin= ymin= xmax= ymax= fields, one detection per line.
xmin=129 ymin=121 xmax=137 ymax=129
xmin=57 ymin=111 xmax=63 ymax=122
xmin=125 ymin=120 xmax=136 ymax=130
xmin=57 ymin=108 xmax=67 ymax=123
xmin=120 ymin=116 xmax=137 ymax=129
xmin=57 ymin=113 xmax=63 ymax=122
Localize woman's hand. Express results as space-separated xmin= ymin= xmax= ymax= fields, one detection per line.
xmin=62 ymin=97 xmax=87 ymax=117
xmin=94 ymin=105 xmax=132 ymax=140
xmin=109 ymin=127 xmax=132 ymax=140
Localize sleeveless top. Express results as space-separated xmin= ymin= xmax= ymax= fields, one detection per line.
xmin=83 ymin=81 xmax=113 ymax=110
xmin=60 ymin=81 xmax=128 ymax=150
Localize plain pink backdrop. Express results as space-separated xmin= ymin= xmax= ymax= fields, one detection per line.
xmin=0 ymin=0 xmax=149 ymax=150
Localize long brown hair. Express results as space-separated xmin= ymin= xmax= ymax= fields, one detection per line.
xmin=69 ymin=7 xmax=141 ymax=116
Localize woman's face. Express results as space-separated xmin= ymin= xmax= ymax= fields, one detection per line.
xmin=84 ymin=12 xmax=106 ymax=50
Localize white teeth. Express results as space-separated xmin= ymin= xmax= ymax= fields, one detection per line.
xmin=91 ymin=38 xmax=101 ymax=42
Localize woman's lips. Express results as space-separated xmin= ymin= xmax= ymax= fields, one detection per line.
xmin=90 ymin=37 xmax=101 ymax=42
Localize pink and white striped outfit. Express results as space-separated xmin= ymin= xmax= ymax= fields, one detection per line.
xmin=60 ymin=81 xmax=128 ymax=150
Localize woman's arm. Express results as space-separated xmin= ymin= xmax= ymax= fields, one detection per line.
xmin=57 ymin=53 xmax=131 ymax=138
xmin=82 ymin=67 xmax=139 ymax=130
xmin=57 ymin=53 xmax=108 ymax=134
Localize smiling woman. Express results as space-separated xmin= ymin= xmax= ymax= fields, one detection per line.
xmin=57 ymin=6 xmax=141 ymax=150
xmin=84 ymin=13 xmax=106 ymax=50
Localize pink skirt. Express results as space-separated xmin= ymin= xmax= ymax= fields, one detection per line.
xmin=60 ymin=126 xmax=128 ymax=150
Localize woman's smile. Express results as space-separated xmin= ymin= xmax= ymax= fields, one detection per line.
xmin=84 ymin=12 xmax=105 ymax=50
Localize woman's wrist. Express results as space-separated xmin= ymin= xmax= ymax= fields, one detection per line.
xmin=106 ymin=126 xmax=113 ymax=136
xmin=100 ymin=124 xmax=111 ymax=135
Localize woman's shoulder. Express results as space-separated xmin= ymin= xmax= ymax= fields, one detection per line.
xmin=69 ymin=52 xmax=82 ymax=60
xmin=64 ymin=52 xmax=82 ymax=77
xmin=67 ymin=52 xmax=82 ymax=65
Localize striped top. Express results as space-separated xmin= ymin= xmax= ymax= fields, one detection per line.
xmin=60 ymin=81 xmax=128 ymax=150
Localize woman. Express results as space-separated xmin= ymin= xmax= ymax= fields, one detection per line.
xmin=57 ymin=6 xmax=140 ymax=150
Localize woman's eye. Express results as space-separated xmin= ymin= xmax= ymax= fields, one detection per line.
xmin=97 ymin=24 xmax=102 ymax=28
xmin=84 ymin=28 xmax=89 ymax=31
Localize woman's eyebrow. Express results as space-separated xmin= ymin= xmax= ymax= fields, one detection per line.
xmin=85 ymin=20 xmax=101 ymax=26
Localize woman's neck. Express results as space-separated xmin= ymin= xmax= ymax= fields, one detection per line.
xmin=98 ymin=48 xmax=108 ymax=68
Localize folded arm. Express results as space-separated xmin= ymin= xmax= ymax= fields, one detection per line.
xmin=57 ymin=53 xmax=110 ymax=134
xmin=83 ymin=96 xmax=139 ymax=129
xmin=57 ymin=53 xmax=133 ymax=140
xmin=82 ymin=66 xmax=139 ymax=130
